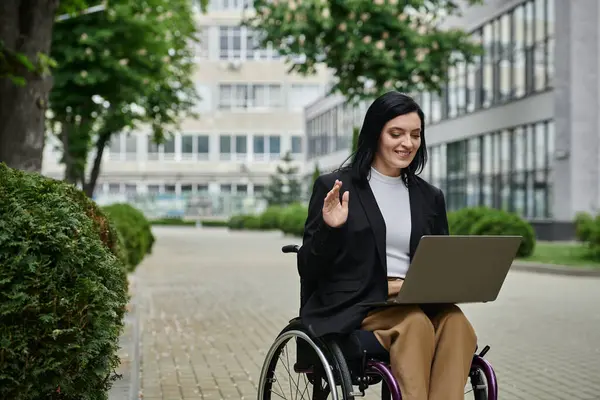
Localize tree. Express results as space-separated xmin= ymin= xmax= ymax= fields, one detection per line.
xmin=264 ymin=151 xmax=303 ymax=207
xmin=0 ymin=1 xmax=103 ymax=172
xmin=48 ymin=0 xmax=207 ymax=196
xmin=245 ymin=0 xmax=482 ymax=102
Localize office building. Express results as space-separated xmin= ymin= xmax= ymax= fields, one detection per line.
xmin=304 ymin=0 xmax=600 ymax=240
xmin=42 ymin=0 xmax=329 ymax=218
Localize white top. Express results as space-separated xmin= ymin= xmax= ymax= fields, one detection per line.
xmin=368 ymin=167 xmax=412 ymax=279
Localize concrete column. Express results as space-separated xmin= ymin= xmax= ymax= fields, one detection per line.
xmin=552 ymin=0 xmax=600 ymax=220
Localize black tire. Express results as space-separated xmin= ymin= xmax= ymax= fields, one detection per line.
xmin=257 ymin=320 xmax=355 ymax=400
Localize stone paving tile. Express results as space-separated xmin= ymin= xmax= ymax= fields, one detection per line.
xmin=134 ymin=227 xmax=600 ymax=400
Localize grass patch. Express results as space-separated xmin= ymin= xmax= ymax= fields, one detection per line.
xmin=519 ymin=242 xmax=600 ymax=267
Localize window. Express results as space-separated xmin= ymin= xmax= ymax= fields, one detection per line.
xmin=164 ymin=137 xmax=175 ymax=154
xmin=219 ymin=27 xmax=241 ymax=60
xmin=253 ymin=135 xmax=265 ymax=154
xmin=426 ymin=119 xmax=554 ymax=219
xmin=269 ymin=135 xmax=280 ymax=155
xmin=220 ymin=135 xmax=232 ymax=157
xmin=182 ymin=135 xmax=194 ymax=155
xmin=195 ymin=83 xmax=212 ymax=112
xmin=198 ymin=136 xmax=209 ymax=155
xmin=236 ymin=184 xmax=248 ymax=194
xmin=235 ymin=135 xmax=247 ymax=153
xmin=291 ymin=136 xmax=302 ymax=153
xmin=218 ymin=84 xmax=283 ymax=110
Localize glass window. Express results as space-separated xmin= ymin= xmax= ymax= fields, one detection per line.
xmin=291 ymin=136 xmax=302 ymax=153
xmin=125 ymin=135 xmax=136 ymax=153
xmin=220 ymin=135 xmax=231 ymax=154
xmin=197 ymin=184 xmax=209 ymax=193
xmin=197 ymin=135 xmax=209 ymax=154
xmin=236 ymin=184 xmax=248 ymax=194
xmin=513 ymin=5 xmax=526 ymax=98
xmin=182 ymin=135 xmax=194 ymax=154
xmin=513 ymin=127 xmax=525 ymax=171
xmin=163 ymin=137 xmax=175 ymax=154
xmin=235 ymin=135 xmax=247 ymax=153
xmin=220 ymin=184 xmax=232 ymax=193
xmin=482 ymin=24 xmax=493 ymax=108
xmin=253 ymin=135 xmax=265 ymax=154
xmin=535 ymin=122 xmax=546 ymax=168
xmin=269 ymin=135 xmax=280 ymax=154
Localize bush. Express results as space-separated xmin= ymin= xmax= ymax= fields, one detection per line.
xmin=447 ymin=206 xmax=502 ymax=235
xmin=228 ymin=214 xmax=249 ymax=230
xmin=259 ymin=206 xmax=283 ymax=230
xmin=469 ymin=211 xmax=536 ymax=257
xmin=243 ymin=215 xmax=262 ymax=230
xmin=279 ymin=203 xmax=308 ymax=237
xmin=0 ymin=164 xmax=128 ymax=399
xmin=102 ymin=203 xmax=155 ymax=272
xmin=575 ymin=212 xmax=595 ymax=243
xmin=200 ymin=219 xmax=228 ymax=227
xmin=150 ymin=217 xmax=196 ymax=226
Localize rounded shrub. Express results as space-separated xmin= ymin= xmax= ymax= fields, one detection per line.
xmin=574 ymin=212 xmax=595 ymax=243
xmin=279 ymin=203 xmax=308 ymax=237
xmin=259 ymin=206 xmax=283 ymax=230
xmin=469 ymin=211 xmax=536 ymax=257
xmin=448 ymin=206 xmax=503 ymax=235
xmin=102 ymin=203 xmax=155 ymax=272
xmin=0 ymin=163 xmax=128 ymax=400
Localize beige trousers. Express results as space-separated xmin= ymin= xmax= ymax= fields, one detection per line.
xmin=361 ymin=303 xmax=477 ymax=400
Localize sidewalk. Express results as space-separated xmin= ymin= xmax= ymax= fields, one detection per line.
xmin=108 ymin=276 xmax=140 ymax=400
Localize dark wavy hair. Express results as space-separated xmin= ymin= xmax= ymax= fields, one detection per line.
xmin=341 ymin=91 xmax=427 ymax=187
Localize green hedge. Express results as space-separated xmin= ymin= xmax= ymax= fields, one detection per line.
xmin=227 ymin=203 xmax=308 ymax=237
xmin=447 ymin=206 xmax=536 ymax=257
xmin=102 ymin=203 xmax=155 ymax=272
xmin=0 ymin=164 xmax=128 ymax=399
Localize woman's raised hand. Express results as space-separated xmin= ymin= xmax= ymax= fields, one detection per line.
xmin=322 ymin=180 xmax=349 ymax=228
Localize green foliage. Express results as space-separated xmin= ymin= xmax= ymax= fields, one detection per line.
xmin=447 ymin=206 xmax=536 ymax=258
xmin=245 ymin=0 xmax=483 ymax=101
xmin=259 ymin=206 xmax=284 ymax=230
xmin=227 ymin=203 xmax=308 ymax=237
xmin=574 ymin=212 xmax=595 ymax=243
xmin=102 ymin=203 xmax=155 ymax=272
xmin=469 ymin=212 xmax=536 ymax=258
xmin=48 ymin=0 xmax=203 ymax=194
xmin=0 ymin=163 xmax=128 ymax=399
xmin=263 ymin=151 xmax=303 ymax=207
xmin=573 ymin=211 xmax=600 ymax=260
xmin=279 ymin=203 xmax=309 ymax=237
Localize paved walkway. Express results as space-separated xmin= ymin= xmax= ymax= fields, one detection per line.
xmin=131 ymin=227 xmax=600 ymax=400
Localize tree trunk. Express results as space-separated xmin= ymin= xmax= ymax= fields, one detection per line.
xmin=0 ymin=0 xmax=59 ymax=172
xmin=83 ymin=133 xmax=109 ymax=198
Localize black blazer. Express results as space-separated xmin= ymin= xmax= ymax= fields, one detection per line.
xmin=297 ymin=168 xmax=449 ymax=338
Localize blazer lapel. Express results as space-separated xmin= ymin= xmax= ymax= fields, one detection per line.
xmin=408 ymin=180 xmax=424 ymax=259
xmin=354 ymin=181 xmax=387 ymax=273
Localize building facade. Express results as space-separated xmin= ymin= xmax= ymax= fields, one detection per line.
xmin=304 ymin=0 xmax=600 ymax=240
xmin=42 ymin=0 xmax=329 ymax=218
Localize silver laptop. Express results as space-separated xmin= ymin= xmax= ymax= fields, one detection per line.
xmin=389 ymin=235 xmax=522 ymax=305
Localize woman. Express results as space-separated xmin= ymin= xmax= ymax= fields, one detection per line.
xmin=297 ymin=91 xmax=477 ymax=400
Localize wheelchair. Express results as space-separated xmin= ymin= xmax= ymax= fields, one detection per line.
xmin=256 ymin=244 xmax=499 ymax=400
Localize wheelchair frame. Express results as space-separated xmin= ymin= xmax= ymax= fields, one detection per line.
xmin=256 ymin=244 xmax=499 ymax=400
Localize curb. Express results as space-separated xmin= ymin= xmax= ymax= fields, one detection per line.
xmin=129 ymin=276 xmax=141 ymax=400
xmin=511 ymin=261 xmax=600 ymax=277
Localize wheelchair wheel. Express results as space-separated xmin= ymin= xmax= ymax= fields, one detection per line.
xmin=257 ymin=322 xmax=355 ymax=400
